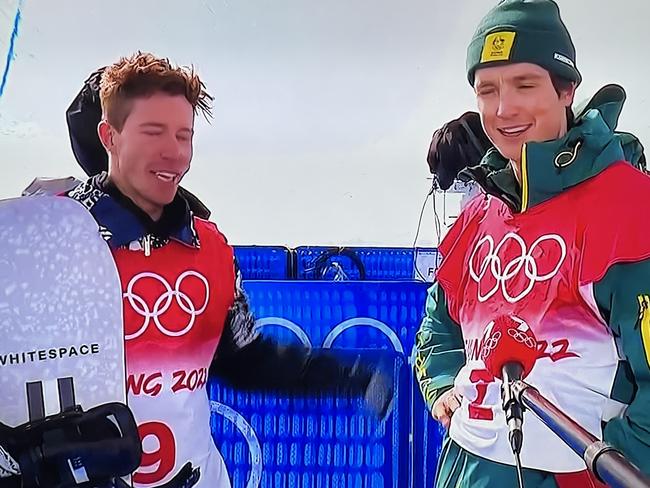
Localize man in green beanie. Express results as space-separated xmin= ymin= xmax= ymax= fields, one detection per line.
xmin=415 ymin=1 xmax=650 ymax=486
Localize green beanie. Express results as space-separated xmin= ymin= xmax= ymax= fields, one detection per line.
xmin=466 ymin=0 xmax=581 ymax=86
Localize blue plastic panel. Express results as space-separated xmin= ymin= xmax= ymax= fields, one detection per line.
xmin=295 ymin=247 xmax=437 ymax=281
xmin=411 ymin=390 xmax=447 ymax=488
xmin=234 ymin=246 xmax=292 ymax=280
xmin=208 ymin=280 xmax=435 ymax=488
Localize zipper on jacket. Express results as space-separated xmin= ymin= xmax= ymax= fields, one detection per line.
xmin=143 ymin=235 xmax=151 ymax=257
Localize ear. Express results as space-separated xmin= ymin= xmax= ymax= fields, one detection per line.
xmin=97 ymin=120 xmax=115 ymax=152
xmin=560 ymin=83 xmax=577 ymax=108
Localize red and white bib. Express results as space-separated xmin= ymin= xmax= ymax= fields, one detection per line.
xmin=437 ymin=163 xmax=650 ymax=472
xmin=113 ymin=219 xmax=235 ymax=487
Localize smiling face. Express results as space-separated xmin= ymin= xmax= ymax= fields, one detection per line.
xmin=97 ymin=52 xmax=213 ymax=221
xmin=474 ymin=62 xmax=575 ymax=166
xmin=98 ymin=92 xmax=194 ymax=220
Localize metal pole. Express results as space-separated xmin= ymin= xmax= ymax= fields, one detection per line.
xmin=511 ymin=380 xmax=650 ymax=488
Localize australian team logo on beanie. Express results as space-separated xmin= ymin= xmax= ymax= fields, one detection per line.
xmin=481 ymin=31 xmax=516 ymax=62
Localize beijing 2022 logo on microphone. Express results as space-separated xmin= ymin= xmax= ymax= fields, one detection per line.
xmin=480 ymin=315 xmax=537 ymax=363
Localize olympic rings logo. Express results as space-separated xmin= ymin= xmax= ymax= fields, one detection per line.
xmin=507 ymin=327 xmax=537 ymax=349
xmin=469 ymin=232 xmax=566 ymax=303
xmin=480 ymin=329 xmax=501 ymax=360
xmin=210 ymin=401 xmax=262 ymax=488
xmin=123 ymin=271 xmax=209 ymax=341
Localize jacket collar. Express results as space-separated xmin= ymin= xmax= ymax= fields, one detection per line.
xmin=66 ymin=173 xmax=200 ymax=250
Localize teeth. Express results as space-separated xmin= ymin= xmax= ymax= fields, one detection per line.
xmin=155 ymin=172 xmax=177 ymax=182
xmin=500 ymin=126 xmax=529 ymax=135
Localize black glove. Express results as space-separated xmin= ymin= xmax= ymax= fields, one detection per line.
xmin=361 ymin=363 xmax=394 ymax=421
xmin=4 ymin=402 xmax=141 ymax=488
xmin=147 ymin=462 xmax=200 ymax=488
xmin=212 ymin=335 xmax=395 ymax=420
xmin=426 ymin=111 xmax=493 ymax=190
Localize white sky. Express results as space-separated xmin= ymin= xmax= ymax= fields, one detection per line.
xmin=1 ymin=0 xmax=649 ymax=246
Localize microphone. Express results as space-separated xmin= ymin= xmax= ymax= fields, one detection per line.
xmin=480 ymin=315 xmax=539 ymax=454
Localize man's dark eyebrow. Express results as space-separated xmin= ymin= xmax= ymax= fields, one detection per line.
xmin=476 ymin=80 xmax=496 ymax=90
xmin=476 ymin=73 xmax=544 ymax=89
xmin=512 ymin=74 xmax=544 ymax=82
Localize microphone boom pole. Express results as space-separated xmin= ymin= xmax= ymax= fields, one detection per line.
xmin=511 ymin=380 xmax=650 ymax=488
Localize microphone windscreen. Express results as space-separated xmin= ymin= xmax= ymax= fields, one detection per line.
xmin=481 ymin=315 xmax=539 ymax=380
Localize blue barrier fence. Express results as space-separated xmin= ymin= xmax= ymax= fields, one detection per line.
xmin=208 ymin=280 xmax=445 ymax=488
xmin=234 ymin=246 xmax=293 ymax=280
xmin=233 ymin=246 xmax=440 ymax=282
xmin=294 ymin=247 xmax=417 ymax=281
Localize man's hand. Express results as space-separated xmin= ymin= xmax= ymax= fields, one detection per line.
xmin=363 ymin=366 xmax=394 ymax=421
xmin=432 ymin=388 xmax=462 ymax=429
